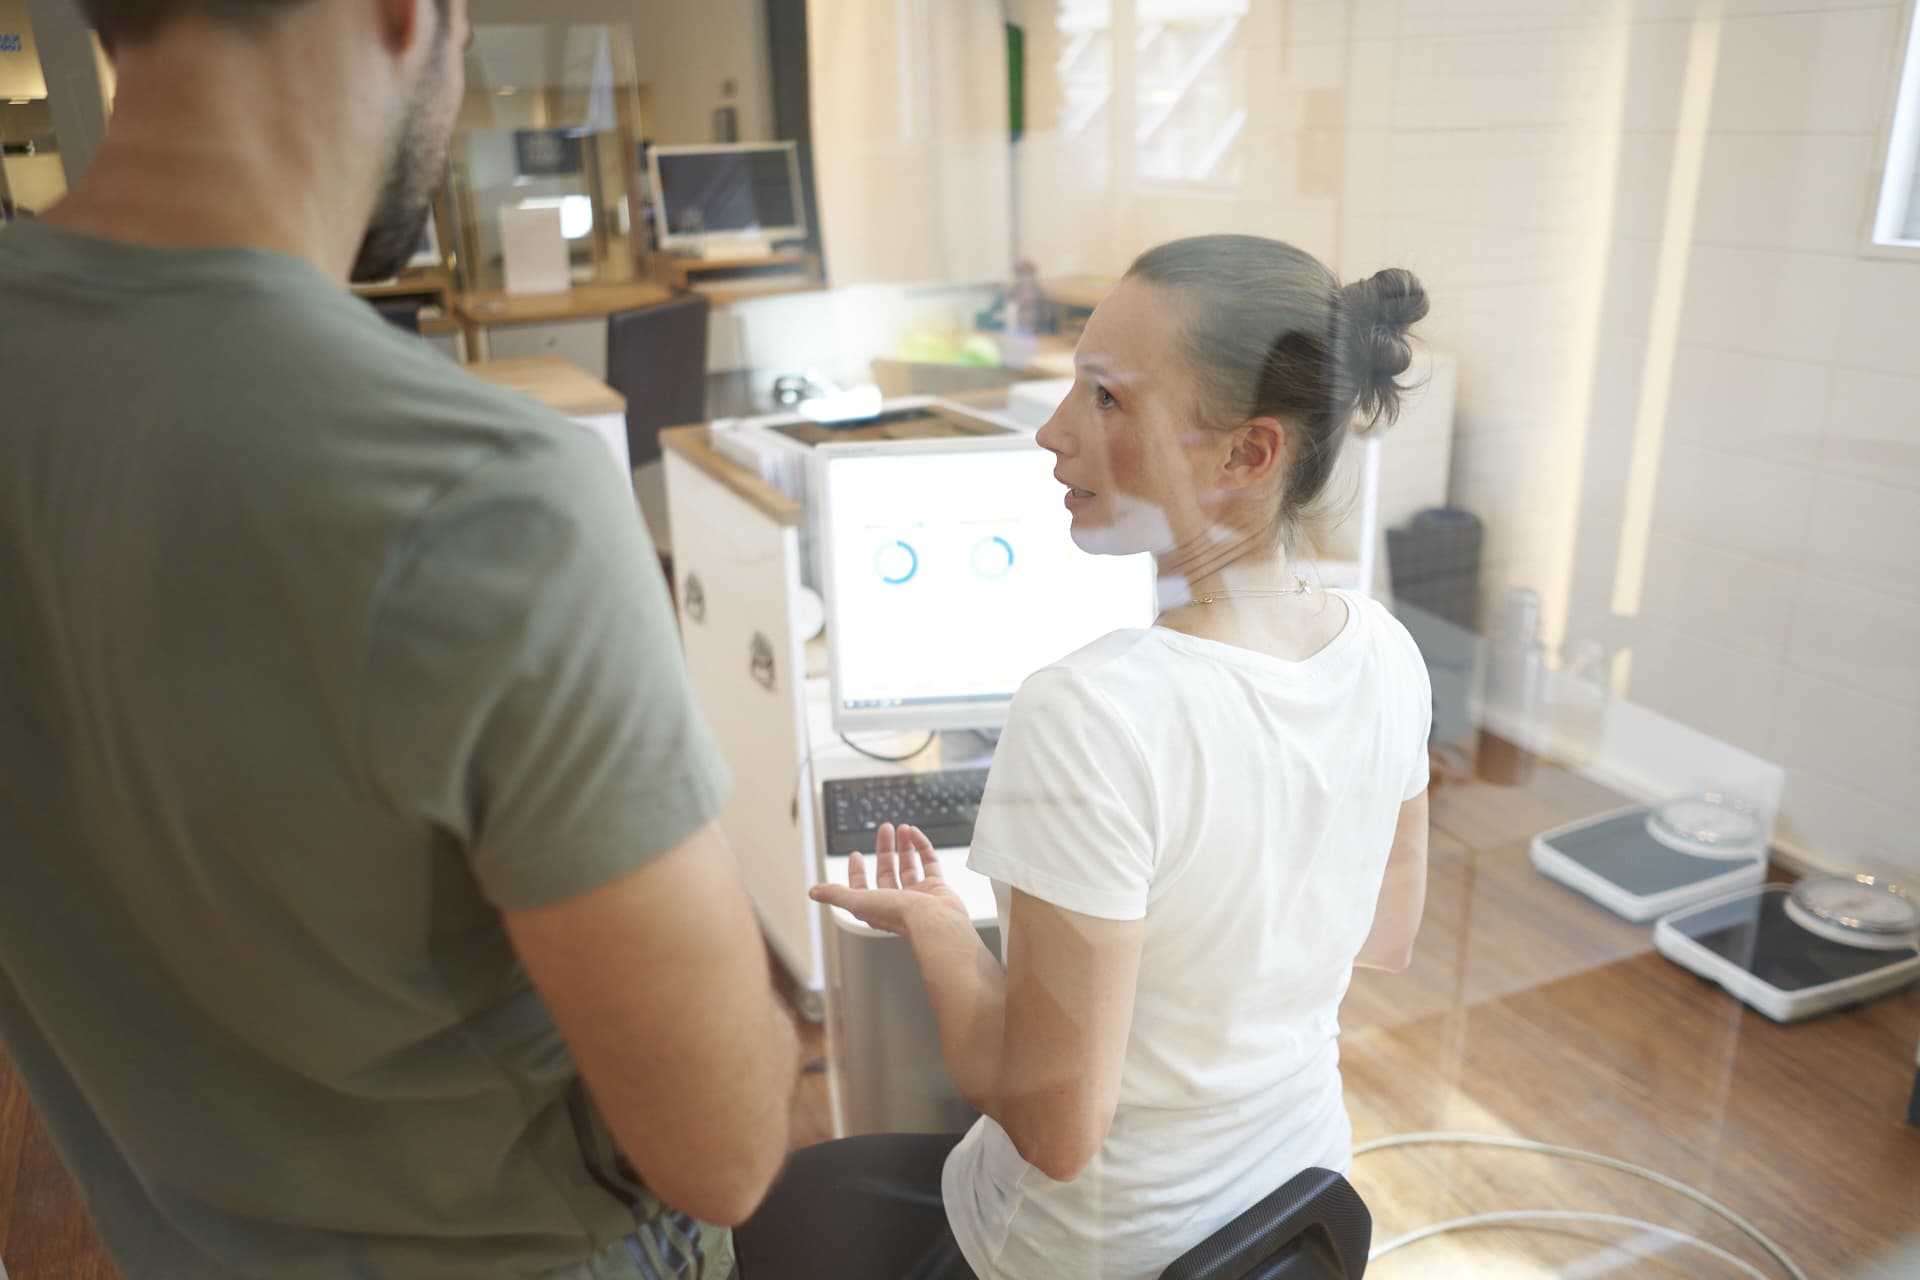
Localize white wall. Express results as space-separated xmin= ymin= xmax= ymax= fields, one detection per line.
xmin=809 ymin=0 xmax=1012 ymax=285
xmin=628 ymin=0 xmax=774 ymax=144
xmin=1003 ymin=0 xmax=1920 ymax=874
xmin=0 ymin=0 xmax=46 ymax=100
xmin=1336 ymin=0 xmax=1920 ymax=876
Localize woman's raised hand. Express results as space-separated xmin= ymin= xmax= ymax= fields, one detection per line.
xmin=809 ymin=822 xmax=970 ymax=939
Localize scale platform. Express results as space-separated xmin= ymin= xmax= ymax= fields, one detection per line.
xmin=1531 ymin=805 xmax=1767 ymax=922
xmin=1655 ymin=887 xmax=1920 ymax=1023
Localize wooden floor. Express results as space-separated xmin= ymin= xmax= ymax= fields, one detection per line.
xmin=3 ymin=763 xmax=1916 ymax=1278
xmin=1341 ymin=765 xmax=1920 ymax=1280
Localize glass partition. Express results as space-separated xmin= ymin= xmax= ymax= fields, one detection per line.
xmin=448 ymin=22 xmax=649 ymax=290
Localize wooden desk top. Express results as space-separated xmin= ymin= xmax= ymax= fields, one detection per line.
xmin=467 ymin=357 xmax=625 ymax=417
xmin=659 ymin=425 xmax=805 ymax=527
xmin=688 ymin=276 xmax=825 ymax=308
xmin=455 ymin=281 xmax=674 ymax=328
xmin=351 ymin=271 xmax=461 ymax=335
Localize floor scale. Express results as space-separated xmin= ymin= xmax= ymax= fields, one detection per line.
xmin=1655 ymin=876 xmax=1920 ymax=1023
xmin=1531 ymin=794 xmax=1770 ymax=923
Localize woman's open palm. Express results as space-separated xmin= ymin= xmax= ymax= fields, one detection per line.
xmin=809 ymin=822 xmax=970 ymax=938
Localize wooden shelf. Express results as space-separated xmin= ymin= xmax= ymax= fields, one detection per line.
xmin=654 ymin=249 xmax=823 ymax=302
xmin=351 ymin=270 xmax=460 ymax=335
xmin=455 ymin=281 xmax=675 ymax=328
xmin=466 ymin=356 xmax=625 ymax=417
xmin=669 ymin=248 xmax=814 ymax=278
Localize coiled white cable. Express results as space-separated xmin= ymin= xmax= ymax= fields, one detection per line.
xmin=1352 ymin=1132 xmax=1808 ymax=1280
xmin=1371 ymin=1210 xmax=1775 ymax=1279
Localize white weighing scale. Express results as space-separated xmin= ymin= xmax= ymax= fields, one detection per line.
xmin=1530 ymin=793 xmax=1769 ymax=922
xmin=1654 ymin=877 xmax=1920 ymax=1023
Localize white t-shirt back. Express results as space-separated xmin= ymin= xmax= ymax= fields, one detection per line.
xmin=942 ymin=590 xmax=1431 ymax=1280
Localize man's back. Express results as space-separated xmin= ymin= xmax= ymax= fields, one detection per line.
xmin=0 ymin=222 xmax=734 ymax=1278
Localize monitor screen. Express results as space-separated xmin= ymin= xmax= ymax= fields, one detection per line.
xmin=819 ymin=440 xmax=1157 ymax=732
xmin=654 ymin=145 xmax=801 ymax=239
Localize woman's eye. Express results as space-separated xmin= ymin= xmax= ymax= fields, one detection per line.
xmin=1094 ymin=384 xmax=1116 ymax=409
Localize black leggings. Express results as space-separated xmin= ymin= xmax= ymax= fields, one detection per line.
xmin=732 ymin=1133 xmax=977 ymax=1279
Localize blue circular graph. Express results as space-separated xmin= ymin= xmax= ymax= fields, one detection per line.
xmin=874 ymin=540 xmax=919 ymax=585
xmin=971 ymin=535 xmax=1015 ymax=580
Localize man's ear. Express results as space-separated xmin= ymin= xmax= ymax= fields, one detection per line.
xmin=372 ymin=0 xmax=426 ymax=56
xmin=1222 ymin=416 xmax=1287 ymax=490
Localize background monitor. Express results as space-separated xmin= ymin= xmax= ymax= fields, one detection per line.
xmin=649 ymin=141 xmax=805 ymax=249
xmin=817 ymin=435 xmax=1157 ymax=733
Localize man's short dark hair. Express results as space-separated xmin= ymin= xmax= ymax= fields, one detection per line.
xmin=82 ymin=0 xmax=448 ymax=52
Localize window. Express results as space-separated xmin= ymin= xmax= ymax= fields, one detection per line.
xmin=1871 ymin=0 xmax=1920 ymax=246
xmin=1133 ymin=0 xmax=1249 ymax=188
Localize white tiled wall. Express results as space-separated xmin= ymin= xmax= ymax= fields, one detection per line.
xmin=1003 ymin=0 xmax=1919 ymax=872
xmin=1331 ymin=0 xmax=1920 ymax=873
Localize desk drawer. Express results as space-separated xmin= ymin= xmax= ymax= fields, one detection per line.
xmin=482 ymin=318 xmax=606 ymax=380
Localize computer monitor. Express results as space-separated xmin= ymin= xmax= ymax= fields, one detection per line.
xmin=648 ymin=142 xmax=806 ymax=251
xmin=817 ymin=436 xmax=1158 ymax=734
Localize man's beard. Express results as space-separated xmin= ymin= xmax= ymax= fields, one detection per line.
xmin=350 ymin=44 xmax=452 ymax=283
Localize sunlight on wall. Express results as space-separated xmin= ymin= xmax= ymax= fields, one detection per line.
xmin=1609 ymin=6 xmax=1726 ymax=689
xmin=1536 ymin=14 xmax=1634 ymax=660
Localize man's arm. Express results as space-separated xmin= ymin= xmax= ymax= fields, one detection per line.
xmin=1355 ymin=790 xmax=1429 ymax=972
xmin=504 ymin=822 xmax=798 ymax=1227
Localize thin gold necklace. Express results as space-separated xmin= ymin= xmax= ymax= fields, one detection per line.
xmin=1191 ymin=575 xmax=1312 ymax=605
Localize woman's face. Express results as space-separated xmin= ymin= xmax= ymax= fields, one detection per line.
xmin=1036 ymin=278 xmax=1278 ymax=557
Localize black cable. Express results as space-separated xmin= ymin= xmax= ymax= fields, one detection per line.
xmin=838 ymin=730 xmax=937 ymax=764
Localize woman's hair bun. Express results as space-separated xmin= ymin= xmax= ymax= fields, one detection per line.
xmin=1341 ymin=267 xmax=1430 ymax=431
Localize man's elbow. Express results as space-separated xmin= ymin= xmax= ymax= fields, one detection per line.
xmin=649 ymin=1143 xmax=789 ymax=1227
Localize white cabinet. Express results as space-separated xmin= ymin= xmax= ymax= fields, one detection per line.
xmin=663 ymin=447 xmax=824 ymax=1012
xmin=479 ymin=318 xmax=607 ymax=380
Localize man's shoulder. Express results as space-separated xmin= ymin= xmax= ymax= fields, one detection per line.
xmin=220 ymin=290 xmax=611 ymax=491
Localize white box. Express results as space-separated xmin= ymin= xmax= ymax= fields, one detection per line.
xmin=499 ymin=205 xmax=569 ymax=297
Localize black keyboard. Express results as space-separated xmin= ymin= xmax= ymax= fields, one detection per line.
xmin=821 ymin=768 xmax=991 ymax=858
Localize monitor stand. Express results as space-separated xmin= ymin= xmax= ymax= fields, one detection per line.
xmin=934 ymin=727 xmax=999 ymax=770
xmin=692 ymin=236 xmax=774 ymax=262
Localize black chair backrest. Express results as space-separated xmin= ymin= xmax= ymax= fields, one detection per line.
xmin=606 ymin=293 xmax=711 ymax=467
xmin=1159 ymin=1167 xmax=1370 ymax=1280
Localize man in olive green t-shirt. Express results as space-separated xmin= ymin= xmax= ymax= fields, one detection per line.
xmin=0 ymin=2 xmax=797 ymax=1277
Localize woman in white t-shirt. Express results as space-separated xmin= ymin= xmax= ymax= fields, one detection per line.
xmin=732 ymin=234 xmax=1433 ymax=1280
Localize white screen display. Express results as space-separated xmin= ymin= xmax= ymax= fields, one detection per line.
xmin=823 ymin=444 xmax=1156 ymax=726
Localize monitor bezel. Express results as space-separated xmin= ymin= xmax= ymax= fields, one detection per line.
xmin=647 ymin=141 xmax=807 ymax=251
xmin=815 ymin=434 xmax=1156 ymax=736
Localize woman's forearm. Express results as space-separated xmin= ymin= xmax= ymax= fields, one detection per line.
xmin=907 ymin=903 xmax=1008 ymax=1116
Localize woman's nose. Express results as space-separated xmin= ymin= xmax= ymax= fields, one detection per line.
xmin=1035 ymin=407 xmax=1070 ymax=456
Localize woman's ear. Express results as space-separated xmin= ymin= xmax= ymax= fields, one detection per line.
xmin=1222 ymin=417 xmax=1286 ymax=489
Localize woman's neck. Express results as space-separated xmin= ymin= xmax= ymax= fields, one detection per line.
xmin=1152 ymin=522 xmax=1347 ymax=657
xmin=1155 ymin=522 xmax=1296 ymax=605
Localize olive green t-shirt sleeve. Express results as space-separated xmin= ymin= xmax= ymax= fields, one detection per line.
xmin=360 ymin=427 xmax=728 ymax=910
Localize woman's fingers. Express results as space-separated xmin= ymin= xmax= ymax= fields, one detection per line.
xmin=875 ymin=822 xmax=899 ymax=890
xmin=847 ymin=849 xmax=868 ymax=890
xmin=808 ymin=883 xmax=911 ymax=937
xmin=905 ymin=827 xmax=943 ymax=881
